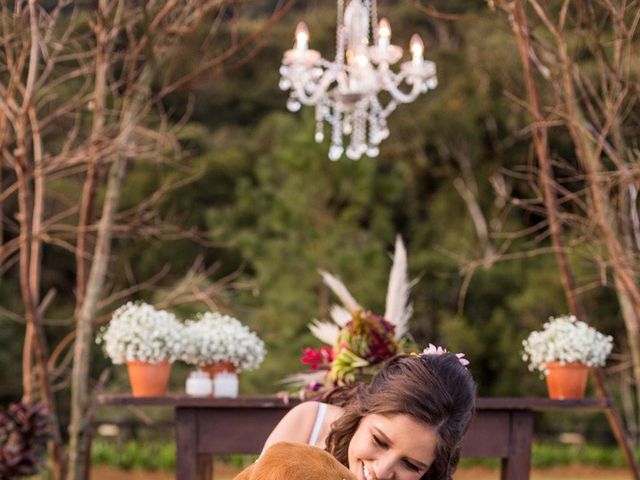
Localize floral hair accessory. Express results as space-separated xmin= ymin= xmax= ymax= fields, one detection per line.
xmin=421 ymin=343 xmax=470 ymax=367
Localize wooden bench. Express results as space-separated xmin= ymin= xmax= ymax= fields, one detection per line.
xmin=97 ymin=395 xmax=612 ymax=480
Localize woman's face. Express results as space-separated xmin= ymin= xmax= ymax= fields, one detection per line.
xmin=347 ymin=413 xmax=437 ymax=480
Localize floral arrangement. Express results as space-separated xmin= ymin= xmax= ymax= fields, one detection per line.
xmin=522 ymin=314 xmax=613 ymax=375
xmin=289 ymin=236 xmax=414 ymax=398
xmin=181 ymin=312 xmax=266 ymax=372
xmin=97 ymin=301 xmax=186 ymax=364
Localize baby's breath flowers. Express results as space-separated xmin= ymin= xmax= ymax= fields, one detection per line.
xmin=522 ymin=314 xmax=613 ymax=376
xmin=181 ymin=312 xmax=266 ymax=372
xmin=97 ymin=302 xmax=187 ymax=364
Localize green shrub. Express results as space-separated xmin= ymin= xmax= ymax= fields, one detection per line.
xmin=227 ymin=453 xmax=259 ymax=469
xmin=458 ymin=442 xmax=638 ymax=470
xmin=92 ymin=440 xmax=175 ymax=471
xmin=92 ymin=439 xmax=638 ymax=472
xmin=458 ymin=457 xmax=500 ymax=468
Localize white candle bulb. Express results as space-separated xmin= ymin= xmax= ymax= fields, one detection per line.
xmin=295 ymin=22 xmax=309 ymax=52
xmin=410 ymin=34 xmax=424 ymax=66
xmin=354 ymin=53 xmax=369 ymax=68
xmin=378 ymin=18 xmax=391 ymax=50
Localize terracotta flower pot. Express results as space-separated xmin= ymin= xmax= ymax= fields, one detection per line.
xmin=201 ymin=361 xmax=236 ymax=378
xmin=126 ymin=360 xmax=171 ymax=397
xmin=545 ymin=362 xmax=589 ymax=400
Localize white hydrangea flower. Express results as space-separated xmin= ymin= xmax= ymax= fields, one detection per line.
xmin=96 ymin=302 xmax=186 ymax=364
xmin=522 ymin=314 xmax=613 ymax=376
xmin=181 ymin=312 xmax=266 ymax=372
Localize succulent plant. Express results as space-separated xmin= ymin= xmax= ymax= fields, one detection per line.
xmin=0 ymin=402 xmax=53 ymax=479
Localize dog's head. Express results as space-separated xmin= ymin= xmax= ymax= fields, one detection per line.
xmin=234 ymin=442 xmax=357 ymax=480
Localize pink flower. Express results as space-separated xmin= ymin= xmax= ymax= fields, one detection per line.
xmin=301 ymin=346 xmax=334 ymax=370
xmin=422 ymin=344 xmax=447 ymax=356
xmin=421 ymin=343 xmax=470 ymax=367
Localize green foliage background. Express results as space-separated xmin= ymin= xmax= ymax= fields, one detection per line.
xmin=0 ymin=0 xmax=627 ymax=442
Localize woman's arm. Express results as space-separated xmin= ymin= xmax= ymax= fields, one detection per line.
xmin=261 ymin=401 xmax=321 ymax=454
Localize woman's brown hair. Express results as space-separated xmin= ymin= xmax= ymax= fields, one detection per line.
xmin=324 ymin=353 xmax=476 ymax=480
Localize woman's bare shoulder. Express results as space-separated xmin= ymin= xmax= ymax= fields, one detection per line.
xmin=287 ymin=400 xmax=343 ymax=417
xmin=261 ymin=401 xmax=328 ymax=452
xmin=286 ymin=400 xmax=331 ymax=422
xmin=324 ymin=403 xmax=344 ymax=423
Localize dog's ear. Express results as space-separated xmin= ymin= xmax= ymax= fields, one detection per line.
xmin=232 ymin=462 xmax=255 ymax=480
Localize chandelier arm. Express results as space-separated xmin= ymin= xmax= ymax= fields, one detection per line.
xmin=290 ymin=71 xmax=339 ymax=106
xmin=318 ymin=59 xmax=336 ymax=69
xmin=371 ymin=95 xmax=397 ymax=119
xmin=382 ymin=75 xmax=424 ymax=103
xmin=381 ymin=100 xmax=397 ymax=118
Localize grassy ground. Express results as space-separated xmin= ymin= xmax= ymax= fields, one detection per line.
xmin=91 ymin=463 xmax=634 ymax=480
xmin=89 ymin=440 xmax=637 ymax=479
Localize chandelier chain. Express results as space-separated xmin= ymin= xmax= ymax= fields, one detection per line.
xmin=336 ymin=0 xmax=345 ymax=66
xmin=369 ymin=0 xmax=378 ymax=42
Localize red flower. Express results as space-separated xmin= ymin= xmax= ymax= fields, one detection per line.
xmin=365 ymin=312 xmax=398 ymax=363
xmin=301 ymin=346 xmax=334 ymax=370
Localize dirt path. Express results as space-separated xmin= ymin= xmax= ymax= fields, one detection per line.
xmin=455 ymin=465 xmax=632 ymax=480
xmin=92 ymin=464 xmax=633 ymax=480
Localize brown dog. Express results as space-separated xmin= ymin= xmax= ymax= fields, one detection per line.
xmin=233 ymin=442 xmax=357 ymax=480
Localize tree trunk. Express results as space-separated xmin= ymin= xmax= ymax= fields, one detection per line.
xmin=16 ymin=158 xmax=65 ymax=479
xmin=509 ymin=0 xmax=584 ymax=319
xmin=67 ymin=65 xmax=152 ymax=480
xmin=67 ymin=158 xmax=127 ymax=480
xmin=505 ymin=0 xmax=640 ymax=442
xmin=555 ymin=38 xmax=640 ymax=407
xmin=76 ymin=2 xmax=110 ymax=312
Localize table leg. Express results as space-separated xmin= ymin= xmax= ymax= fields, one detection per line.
xmin=501 ymin=411 xmax=534 ymax=480
xmin=176 ymin=408 xmax=198 ymax=480
xmin=197 ymin=454 xmax=213 ymax=480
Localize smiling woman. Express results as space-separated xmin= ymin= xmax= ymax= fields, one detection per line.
xmin=348 ymin=413 xmax=438 ymax=480
xmin=260 ymin=350 xmax=476 ymax=480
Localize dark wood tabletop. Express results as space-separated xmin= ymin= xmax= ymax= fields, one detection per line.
xmin=95 ymin=395 xmax=614 ymax=480
xmin=97 ymin=393 xmax=612 ymax=410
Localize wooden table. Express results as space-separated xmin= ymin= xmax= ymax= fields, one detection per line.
xmin=97 ymin=395 xmax=611 ymax=480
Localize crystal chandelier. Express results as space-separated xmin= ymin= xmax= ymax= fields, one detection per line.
xmin=279 ymin=0 xmax=438 ymax=161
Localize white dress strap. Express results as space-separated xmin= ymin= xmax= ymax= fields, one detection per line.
xmin=308 ymin=402 xmax=327 ymax=446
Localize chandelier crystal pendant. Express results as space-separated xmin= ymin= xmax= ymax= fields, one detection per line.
xmin=279 ymin=0 xmax=438 ymax=161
